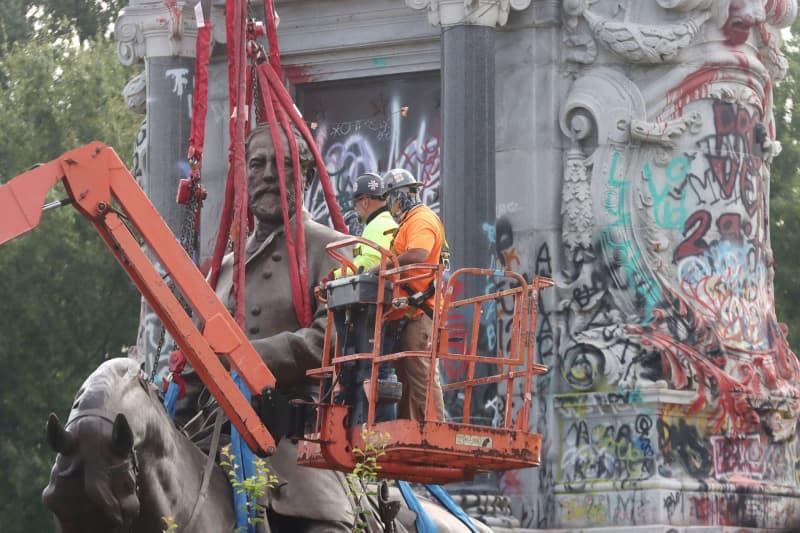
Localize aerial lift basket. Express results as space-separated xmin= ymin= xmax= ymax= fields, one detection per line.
xmin=296 ymin=237 xmax=552 ymax=484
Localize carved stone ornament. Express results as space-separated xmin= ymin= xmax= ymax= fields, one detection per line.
xmin=123 ymin=71 xmax=147 ymax=114
xmin=630 ymin=112 xmax=702 ymax=149
xmin=115 ymin=0 xmax=200 ymax=65
xmin=405 ymin=0 xmax=532 ymax=27
xmin=582 ymin=9 xmax=710 ymax=63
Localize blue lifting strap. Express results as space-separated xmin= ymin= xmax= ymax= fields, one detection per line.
xmin=425 ymin=484 xmax=479 ymax=533
xmin=163 ymin=380 xmax=180 ymax=419
xmin=397 ymin=480 xmax=438 ymax=533
xmin=231 ymin=372 xmax=258 ymax=532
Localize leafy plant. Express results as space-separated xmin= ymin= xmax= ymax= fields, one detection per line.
xmin=345 ymin=429 xmax=391 ymax=533
xmin=161 ymin=515 xmax=178 ymax=533
xmin=220 ymin=445 xmax=279 ymax=531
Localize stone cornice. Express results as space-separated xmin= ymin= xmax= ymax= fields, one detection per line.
xmin=406 ymin=0 xmax=532 ymax=27
xmin=115 ymin=0 xmax=201 ymax=65
xmin=275 ymin=1 xmax=440 ymax=83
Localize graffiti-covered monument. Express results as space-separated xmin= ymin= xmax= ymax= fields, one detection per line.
xmin=117 ymin=0 xmax=800 ymax=530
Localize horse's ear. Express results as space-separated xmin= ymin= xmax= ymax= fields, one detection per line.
xmin=46 ymin=413 xmax=76 ymax=455
xmin=111 ymin=414 xmax=134 ymax=456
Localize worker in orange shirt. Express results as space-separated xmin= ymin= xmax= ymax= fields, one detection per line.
xmin=380 ymin=168 xmax=447 ymax=421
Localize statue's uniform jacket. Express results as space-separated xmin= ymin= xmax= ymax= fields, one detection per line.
xmin=215 ymin=210 xmax=354 ymax=524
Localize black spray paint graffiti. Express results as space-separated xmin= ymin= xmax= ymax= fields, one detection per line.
xmin=699 ymin=100 xmax=762 ymax=217
xmin=658 ymin=417 xmax=713 ymax=479
xmin=560 ymin=415 xmax=657 ymax=491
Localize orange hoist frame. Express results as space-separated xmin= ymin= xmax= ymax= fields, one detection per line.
xmin=0 ymin=142 xmax=278 ymax=456
xmin=297 ymin=236 xmax=553 ymax=484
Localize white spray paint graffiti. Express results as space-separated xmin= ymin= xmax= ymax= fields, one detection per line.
xmin=165 ymin=68 xmax=189 ymax=97
xmin=301 ymin=84 xmax=442 ymax=230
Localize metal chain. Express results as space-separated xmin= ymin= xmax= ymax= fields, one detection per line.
xmin=149 ymin=179 xmax=202 ymax=384
xmin=150 ymin=326 xmax=166 ymax=383
xmin=176 ymin=181 xmax=202 ymax=317
xmin=251 ymin=45 xmax=263 ymax=120
xmin=178 ymin=188 xmax=200 ymax=258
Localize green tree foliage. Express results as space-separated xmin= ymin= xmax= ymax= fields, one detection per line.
xmin=0 ymin=31 xmax=141 ymax=531
xmin=0 ymin=0 xmax=128 ymax=53
xmin=771 ymin=23 xmax=800 ymax=354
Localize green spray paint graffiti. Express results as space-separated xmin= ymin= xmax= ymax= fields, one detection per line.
xmin=601 ymin=150 xmax=662 ymax=324
xmin=643 ymin=155 xmax=691 ymax=230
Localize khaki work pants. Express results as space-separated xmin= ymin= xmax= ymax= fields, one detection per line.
xmin=391 ymin=314 xmax=445 ymax=421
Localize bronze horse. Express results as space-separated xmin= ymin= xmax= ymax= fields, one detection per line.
xmin=42 ymin=358 xmax=490 ymax=532
xmin=42 ymin=358 xmax=235 ymax=532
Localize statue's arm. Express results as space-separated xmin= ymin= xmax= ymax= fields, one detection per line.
xmin=249 ymin=304 xmax=327 ymax=388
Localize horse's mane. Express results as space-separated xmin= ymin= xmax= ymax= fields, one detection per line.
xmin=71 ymin=358 xmax=149 ymax=414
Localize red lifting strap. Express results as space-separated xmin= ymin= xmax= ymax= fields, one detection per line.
xmin=187 ymin=20 xmax=212 ymax=167
xmin=208 ymin=0 xmax=349 ymax=330
xmin=263 ymin=0 xmax=282 ymax=75
xmin=260 ymin=64 xmax=348 ymax=234
xmin=255 ymin=67 xmax=311 ymax=326
xmin=225 ymin=0 xmax=249 ymax=329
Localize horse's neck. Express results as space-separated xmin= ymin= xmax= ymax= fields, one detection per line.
xmin=137 ymin=416 xmax=233 ymax=531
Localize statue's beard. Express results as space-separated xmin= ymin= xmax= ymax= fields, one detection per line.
xmin=251 ymin=186 xmax=297 ymax=225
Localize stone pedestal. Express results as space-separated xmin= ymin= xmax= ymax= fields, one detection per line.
xmin=550 ymin=390 xmax=800 ymax=529
xmin=491 ymin=1 xmax=800 ymax=530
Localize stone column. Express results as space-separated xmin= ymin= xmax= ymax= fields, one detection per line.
xmin=116 ymin=0 xmax=200 ymax=379
xmin=406 ymin=1 xmax=530 ymax=297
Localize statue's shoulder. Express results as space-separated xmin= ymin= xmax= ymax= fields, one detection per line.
xmin=303 ymin=217 xmax=347 ymax=246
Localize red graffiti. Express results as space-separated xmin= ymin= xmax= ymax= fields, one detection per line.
xmin=674 ymin=209 xmax=751 ymax=263
xmin=284 ymin=64 xmax=314 ymax=85
xmin=765 ymin=0 xmax=794 ymax=26
xmin=163 ymin=0 xmax=181 ymax=25
xmin=397 ymin=135 xmax=441 ymax=193
xmin=502 ymin=248 xmax=521 ymax=270
xmin=500 ymin=470 xmax=524 ymax=496
xmin=675 ymin=210 xmax=712 ymax=261
xmin=723 ymin=0 xmax=765 ymax=46
xmin=665 ymin=67 xmax=717 ymax=119
xmin=710 ymin=434 xmax=765 ymax=477
xmin=701 ymin=101 xmax=762 ymax=217
xmin=710 ymin=101 xmax=757 ymax=196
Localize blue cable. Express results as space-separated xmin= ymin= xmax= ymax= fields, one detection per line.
xmin=425 ymin=484 xmax=479 ymax=533
xmin=397 ymin=480 xmax=438 ymax=533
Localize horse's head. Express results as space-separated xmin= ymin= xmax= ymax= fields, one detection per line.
xmin=42 ymin=359 xmax=153 ymax=532
xmin=42 ymin=411 xmax=140 ymax=532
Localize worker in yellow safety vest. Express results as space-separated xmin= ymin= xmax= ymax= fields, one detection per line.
xmin=334 ymin=173 xmax=398 ymax=278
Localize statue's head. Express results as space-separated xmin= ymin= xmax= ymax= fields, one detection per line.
xmin=42 ymin=412 xmax=140 ymax=532
xmin=246 ymin=123 xmax=314 ymax=225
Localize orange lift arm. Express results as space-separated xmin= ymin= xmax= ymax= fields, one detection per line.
xmin=0 ymin=142 xmax=278 ymax=456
